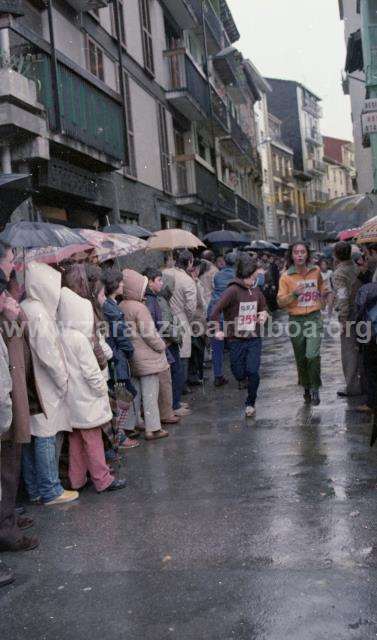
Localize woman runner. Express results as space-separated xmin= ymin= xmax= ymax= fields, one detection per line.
xmin=278 ymin=242 xmax=326 ymax=406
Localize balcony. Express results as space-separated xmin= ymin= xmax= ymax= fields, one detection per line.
xmin=0 ymin=68 xmax=47 ymax=142
xmin=235 ymin=195 xmax=259 ymax=227
xmin=160 ymin=0 xmax=197 ymax=29
xmin=307 ymin=158 xmax=327 ymax=175
xmin=307 ymin=190 xmax=328 ymax=205
xmin=175 ymin=156 xmax=218 ymax=211
xmin=213 ymin=48 xmax=245 ymax=104
xmin=210 ymin=85 xmax=229 ymax=135
xmin=0 ymin=1 xmax=24 ymax=15
xmin=65 ymin=0 xmax=110 ymax=11
xmin=306 ymin=128 xmax=322 ymax=146
xmin=221 ymin=114 xmax=253 ymax=161
xmin=218 ymin=181 xmax=235 ymax=215
xmin=302 ymin=97 xmax=323 ymax=119
xmin=28 ymin=54 xmax=126 ymax=163
xmin=189 ymin=0 xmax=223 ymax=53
xmin=165 ymin=49 xmax=210 ymax=122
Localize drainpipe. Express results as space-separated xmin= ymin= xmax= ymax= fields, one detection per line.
xmin=46 ymin=0 xmax=62 ymax=132
xmin=0 ymin=28 xmax=11 ymax=172
xmin=360 ymin=0 xmax=377 ymax=190
xmin=200 ymin=0 xmax=222 ymax=230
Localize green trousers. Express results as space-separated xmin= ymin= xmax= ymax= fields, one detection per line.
xmin=288 ymin=312 xmax=323 ymax=390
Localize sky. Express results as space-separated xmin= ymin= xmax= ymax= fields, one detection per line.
xmin=227 ymin=0 xmax=353 ymax=140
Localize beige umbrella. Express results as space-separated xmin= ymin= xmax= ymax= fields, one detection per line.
xmin=146 ymin=229 xmax=205 ymax=252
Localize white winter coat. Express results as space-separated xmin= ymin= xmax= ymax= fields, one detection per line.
xmin=21 ymin=263 xmax=70 ymax=437
xmin=163 ymin=267 xmax=197 ymax=358
xmin=58 ymin=288 xmax=112 ymax=429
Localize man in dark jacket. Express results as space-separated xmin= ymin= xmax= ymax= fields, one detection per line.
xmin=211 ymin=256 xmax=268 ymax=418
xmin=143 ymin=268 xmax=180 ymax=424
xmin=102 ymin=269 xmax=134 ymax=384
xmin=333 ymin=241 xmax=363 ymax=397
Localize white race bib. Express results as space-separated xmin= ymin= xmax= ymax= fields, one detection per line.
xmin=237 ymin=301 xmax=258 ymax=332
xmin=297 ymin=279 xmax=320 ymax=308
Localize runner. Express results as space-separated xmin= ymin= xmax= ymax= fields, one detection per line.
xmin=210 ymin=256 xmax=268 ymax=418
xmin=278 ymin=242 xmax=326 ymax=406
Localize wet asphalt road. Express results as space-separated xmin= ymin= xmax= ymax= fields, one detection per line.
xmin=2 ymin=315 xmax=377 ymax=639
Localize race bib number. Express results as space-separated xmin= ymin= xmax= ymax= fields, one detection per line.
xmin=237 ymin=301 xmax=258 ymax=332
xmin=297 ymin=279 xmax=320 ymax=307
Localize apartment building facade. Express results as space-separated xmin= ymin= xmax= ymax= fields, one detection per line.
xmin=339 ymin=0 xmax=373 ymax=194
xmin=0 ymin=0 xmax=263 ymax=237
xmin=323 ymin=136 xmax=356 ymax=199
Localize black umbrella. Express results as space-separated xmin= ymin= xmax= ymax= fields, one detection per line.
xmin=203 ymin=230 xmax=250 ymax=247
xmin=316 ymin=193 xmax=377 ymax=236
xmin=0 ymin=221 xmax=89 ymax=248
xmin=0 ymin=173 xmax=33 ymax=225
xmin=102 ymin=223 xmax=153 ymax=239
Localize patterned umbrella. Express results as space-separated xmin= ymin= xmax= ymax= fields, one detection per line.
xmin=337 ymin=228 xmax=360 ymax=241
xmin=78 ymin=229 xmax=146 ymax=262
xmin=13 ymin=244 xmax=92 ymax=271
xmin=357 ymin=216 xmax=377 ymax=244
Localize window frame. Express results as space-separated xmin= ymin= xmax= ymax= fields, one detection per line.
xmin=110 ymin=0 xmax=127 ymax=48
xmin=139 ymin=0 xmax=155 ymax=76
xmin=85 ymin=35 xmax=105 ymax=82
xmin=157 ymin=103 xmax=172 ymax=194
xmin=123 ymin=71 xmax=137 ymax=178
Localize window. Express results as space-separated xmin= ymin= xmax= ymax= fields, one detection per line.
xmin=139 ymin=0 xmax=154 ymax=75
xmin=111 ymin=0 xmax=126 ymax=47
xmin=86 ymin=36 xmax=104 ymax=82
xmin=123 ymin=72 xmax=136 ymax=177
xmin=157 ymin=104 xmax=172 ymax=193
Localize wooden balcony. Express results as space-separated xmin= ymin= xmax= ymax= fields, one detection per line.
xmin=28 ymin=54 xmax=126 ymax=164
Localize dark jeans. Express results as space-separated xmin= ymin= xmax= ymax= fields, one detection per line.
xmin=0 ymin=442 xmax=22 ymax=545
xmin=188 ymin=336 xmax=205 ymax=383
xmin=169 ymin=344 xmax=183 ymax=411
xmin=227 ymin=337 xmax=262 ymax=407
xmin=363 ymin=340 xmax=377 ymax=409
xmin=211 ymin=337 xmax=224 ymax=378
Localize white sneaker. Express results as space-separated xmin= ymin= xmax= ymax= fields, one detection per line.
xmin=45 ymin=490 xmax=79 ymax=506
xmin=245 ymin=406 xmax=256 ymax=418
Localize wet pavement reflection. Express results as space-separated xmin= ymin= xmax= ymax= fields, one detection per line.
xmin=2 ymin=316 xmax=377 ymax=639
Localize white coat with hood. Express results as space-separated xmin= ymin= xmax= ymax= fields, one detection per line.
xmin=21 ymin=263 xmax=70 ymax=437
xmin=58 ymin=288 xmax=112 ymax=429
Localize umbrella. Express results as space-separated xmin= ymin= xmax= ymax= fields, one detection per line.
xmin=0 ymin=221 xmax=88 ymax=248
xmin=0 ymin=173 xmax=33 ymax=225
xmin=102 ymin=223 xmax=153 ymax=239
xmin=247 ymin=240 xmax=279 ymax=252
xmin=146 ymin=229 xmax=205 ymax=252
xmin=13 ymin=244 xmax=93 ymax=271
xmin=316 ymin=193 xmax=377 ymax=236
xmin=337 ymin=228 xmax=360 ymax=241
xmin=203 ymin=230 xmax=250 ymax=247
xmin=357 ymin=215 xmax=377 ymax=244
xmin=78 ymin=229 xmax=146 ymax=262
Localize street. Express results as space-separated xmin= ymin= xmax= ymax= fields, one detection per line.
xmin=1 ymin=320 xmax=377 ymax=640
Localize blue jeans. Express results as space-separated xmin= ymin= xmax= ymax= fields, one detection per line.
xmin=211 ymin=337 xmax=224 ymax=378
xmin=22 ymin=436 xmax=64 ymax=504
xmin=227 ymin=338 xmax=262 ymax=407
xmin=169 ymin=344 xmax=183 ymax=411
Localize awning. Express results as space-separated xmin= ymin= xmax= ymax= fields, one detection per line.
xmin=345 ymin=29 xmax=363 ymax=74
